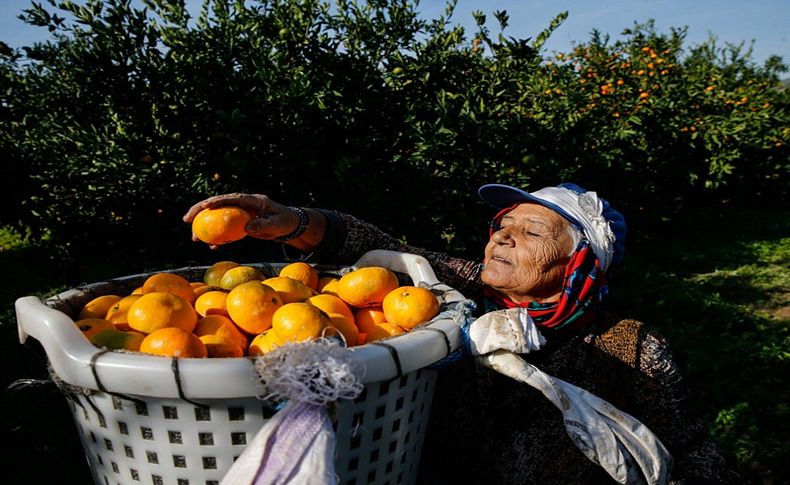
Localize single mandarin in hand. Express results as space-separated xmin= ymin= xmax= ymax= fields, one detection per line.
xmin=192 ymin=206 xmax=252 ymax=245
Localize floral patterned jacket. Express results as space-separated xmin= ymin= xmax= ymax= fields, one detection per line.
xmin=313 ymin=210 xmax=737 ymax=484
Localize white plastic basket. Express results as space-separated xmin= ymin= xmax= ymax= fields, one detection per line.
xmin=15 ymin=250 xmax=469 ymax=485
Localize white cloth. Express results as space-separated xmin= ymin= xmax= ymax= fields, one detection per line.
xmin=468 ymin=307 xmax=545 ymax=355
xmin=220 ymin=401 xmax=336 ymax=485
xmin=478 ymin=351 xmax=673 ymax=484
xmin=220 ymin=339 xmax=362 ymax=485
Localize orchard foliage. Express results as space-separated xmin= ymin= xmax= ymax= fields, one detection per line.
xmin=0 ymin=0 xmax=787 ymax=260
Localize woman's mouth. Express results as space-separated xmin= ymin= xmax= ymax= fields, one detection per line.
xmin=490 ymin=255 xmax=510 ymax=265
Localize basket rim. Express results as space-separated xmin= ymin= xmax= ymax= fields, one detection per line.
xmin=16 ymin=250 xmax=469 ymax=399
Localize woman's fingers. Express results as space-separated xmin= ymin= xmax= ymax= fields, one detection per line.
xmin=183 ymin=193 xmax=266 ymax=223
xmin=184 ymin=193 xmax=300 ymax=242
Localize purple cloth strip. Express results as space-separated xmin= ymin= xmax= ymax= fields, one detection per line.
xmin=253 ymin=401 xmax=329 ymax=485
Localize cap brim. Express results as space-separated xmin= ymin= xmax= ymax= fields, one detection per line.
xmin=478 ymin=184 xmax=583 ymax=229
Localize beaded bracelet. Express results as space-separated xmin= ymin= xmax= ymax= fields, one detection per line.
xmin=274 ymin=206 xmax=309 ymax=242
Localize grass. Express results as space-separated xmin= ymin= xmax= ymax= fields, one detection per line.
xmin=2 ymin=204 xmax=788 ymax=484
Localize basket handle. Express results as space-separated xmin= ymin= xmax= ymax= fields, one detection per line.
xmin=16 ymin=295 xmax=105 ymax=388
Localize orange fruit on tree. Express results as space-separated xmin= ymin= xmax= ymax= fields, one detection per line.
xmin=382 ymin=286 xmax=440 ymax=329
xmin=219 ymin=266 xmax=265 ymax=291
xmin=203 ymin=260 xmax=241 ymax=287
xmin=278 ymin=262 xmax=319 ymax=290
xmin=366 ymin=322 xmax=406 ymax=343
xmin=199 ymin=334 xmax=244 ymax=358
xmin=317 ymin=276 xmax=339 ymax=295
xmin=194 ymin=290 xmax=229 ymax=317
xmin=142 ymin=272 xmax=196 ymax=305
xmin=262 ymin=276 xmax=315 ymax=303
xmin=75 ymin=318 xmax=115 ymax=340
xmin=306 ymin=293 xmax=355 ymax=323
xmin=78 ymin=295 xmax=123 ymax=319
xmin=105 ymin=294 xmax=142 ymax=330
xmin=225 ymin=281 xmax=284 ymax=334
xmin=127 ymin=292 xmax=198 ymax=334
xmin=249 ymin=329 xmax=284 ymax=356
xmin=326 ymin=312 xmax=360 ymax=347
xmin=140 ymin=327 xmax=207 ymax=358
xmin=337 ymin=266 xmax=399 ymax=308
xmin=192 ymin=206 xmax=252 ymax=245
xmin=354 ymin=306 xmax=388 ymax=333
xmin=90 ymin=328 xmax=145 ymax=352
xmin=271 ymin=302 xmax=331 ymax=343
xmin=194 ymin=314 xmax=249 ymax=350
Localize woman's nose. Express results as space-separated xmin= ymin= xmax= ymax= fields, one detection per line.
xmin=491 ymin=228 xmax=515 ymax=246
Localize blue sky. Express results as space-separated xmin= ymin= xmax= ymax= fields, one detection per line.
xmin=2 ymin=0 xmax=788 ymax=65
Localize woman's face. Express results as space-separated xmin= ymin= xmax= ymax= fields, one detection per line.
xmin=481 ymin=202 xmax=575 ymax=304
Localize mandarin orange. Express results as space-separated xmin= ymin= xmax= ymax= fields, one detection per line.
xmin=140 ymin=327 xmax=207 ymax=358
xmin=382 ymin=286 xmax=440 ymax=329
xmin=337 ymin=266 xmax=399 ymax=308
xmin=127 ymin=292 xmax=198 ymax=334
xmin=192 ymin=206 xmax=252 ymax=245
xmin=225 ymin=281 xmax=283 ymax=334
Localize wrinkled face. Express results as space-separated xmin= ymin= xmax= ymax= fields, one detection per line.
xmin=481 ymin=203 xmax=575 ymax=304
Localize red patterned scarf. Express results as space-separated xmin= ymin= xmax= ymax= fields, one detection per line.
xmin=482 ymin=241 xmax=608 ymax=339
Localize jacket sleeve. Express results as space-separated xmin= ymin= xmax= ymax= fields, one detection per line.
xmin=311 ymin=209 xmax=484 ymax=297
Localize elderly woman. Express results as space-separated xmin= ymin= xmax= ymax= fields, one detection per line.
xmin=184 ymin=183 xmax=736 ymax=484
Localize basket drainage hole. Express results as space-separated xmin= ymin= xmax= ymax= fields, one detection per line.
xmin=168 ymin=430 xmax=183 ymax=444
xmin=177 ymin=479 xmax=189 ymax=485
xmin=195 ymin=407 xmax=211 ymax=421
xmin=146 ymin=451 xmax=159 ymax=464
xmin=173 ymin=455 xmax=187 ymax=468
xmin=202 ymin=456 xmax=217 ymax=469
xmin=228 ymin=407 xmax=245 ymax=421
xmin=375 ymin=405 xmax=386 ymax=419
xmin=163 ymin=406 xmax=179 ymax=419
xmin=231 ymin=432 xmax=246 ymax=445
xmin=199 ymin=432 xmax=214 ymax=445
xmin=350 ymin=435 xmax=361 ymax=450
xmin=135 ymin=402 xmax=148 ymax=416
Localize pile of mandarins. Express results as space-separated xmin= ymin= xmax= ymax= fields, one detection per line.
xmin=73 ymin=261 xmax=441 ymax=358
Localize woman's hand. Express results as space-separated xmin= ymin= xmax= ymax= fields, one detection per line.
xmin=183 ymin=193 xmax=326 ymax=250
